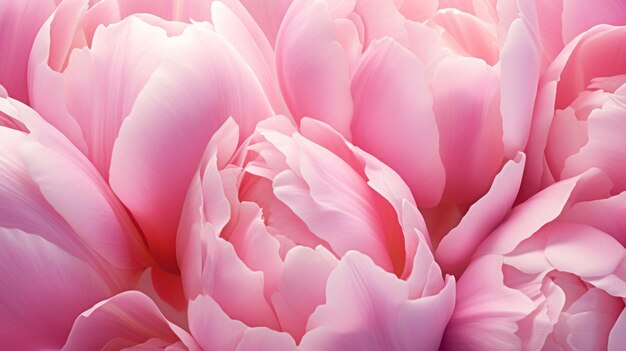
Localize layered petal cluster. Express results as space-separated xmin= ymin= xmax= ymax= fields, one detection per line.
xmin=29 ymin=0 xmax=275 ymax=272
xmin=177 ymin=116 xmax=455 ymax=350
xmin=524 ymin=25 xmax=626 ymax=200
xmin=442 ymin=169 xmax=626 ymax=350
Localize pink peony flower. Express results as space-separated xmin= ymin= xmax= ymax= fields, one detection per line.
xmin=442 ymin=169 xmax=626 ymax=350
xmin=0 ymin=0 xmax=624 ymax=349
xmin=177 ymin=116 xmax=455 ymax=349
xmin=27 ymin=0 xmax=543 ymax=279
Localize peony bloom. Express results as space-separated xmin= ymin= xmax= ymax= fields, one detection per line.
xmin=26 ymin=0 xmax=547 ymax=279
xmin=0 ymin=0 xmax=624 ymax=349
xmin=442 ymin=169 xmax=626 ymax=350
xmin=177 ymin=116 xmax=455 ymax=349
xmin=0 ymin=89 xmax=153 ymax=349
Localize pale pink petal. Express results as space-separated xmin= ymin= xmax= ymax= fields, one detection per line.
xmin=333 ymin=17 xmax=363 ymax=74
xmin=188 ymin=296 xmax=247 ymax=350
xmin=276 ymin=0 xmax=353 ymax=136
xmin=353 ymin=0 xmax=408 ymax=47
xmin=301 ymin=251 xmax=453 ymax=350
xmin=0 ymin=228 xmax=112 ymax=350
xmin=545 ymin=107 xmax=589 ymax=177
xmin=20 ymin=138 xmax=150 ymax=270
xmin=562 ymin=0 xmax=626 ymax=44
xmin=477 ymin=169 xmax=612 ymax=257
xmin=189 ymin=295 xmax=296 ymax=351
xmin=406 ymin=231 xmax=447 ymax=298
xmin=0 ymin=128 xmax=78 ymax=254
xmin=351 ymin=38 xmax=444 ymax=207
xmin=436 ymin=153 xmax=525 ymax=276
xmin=397 ymin=0 xmax=437 ymax=22
xmin=543 ymin=222 xmax=624 ymax=278
xmin=212 ymin=0 xmax=288 ymax=115
xmin=61 ymin=17 xmax=167 ymax=178
xmin=242 ymin=175 xmax=323 ymax=248
xmin=431 ymin=56 xmax=503 ymax=204
xmin=116 ymin=0 xmax=212 ymax=22
xmin=299 ymin=117 xmax=423 ymax=276
xmin=555 ymin=26 xmax=626 ymax=110
xmin=271 ymin=246 xmax=338 ymax=342
xmin=560 ymin=192 xmax=626 ymax=246
xmin=609 ymin=308 xmax=626 ymax=351
xmin=199 ymin=227 xmax=279 ymax=329
xmin=28 ymin=0 xmax=91 ymax=152
xmin=429 ymin=9 xmax=498 ymax=65
xmin=354 ymin=147 xmax=426 ymax=277
xmin=239 ymin=0 xmax=294 ymax=45
xmin=236 ymin=328 xmax=297 ymax=351
xmin=562 ymin=288 xmax=624 ymax=351
xmin=0 ymin=0 xmax=58 ymax=103
xmin=63 ymin=291 xmax=198 ymax=350
xmin=499 ymin=18 xmax=541 ymax=157
xmin=224 ymin=201 xmax=284 ymax=296
xmin=441 ymin=255 xmax=536 ymax=351
xmin=270 ymin=132 xmax=395 ymax=273
xmin=109 ymin=24 xmax=273 ymax=271
xmin=1 ymin=96 xmax=149 ymax=275
xmin=177 ymin=121 xmax=240 ymax=300
xmin=562 ymin=86 xmax=626 ymax=192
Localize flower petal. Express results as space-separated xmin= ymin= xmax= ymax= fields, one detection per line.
xmin=63 ymin=291 xmax=198 ymax=350
xmin=271 ymin=246 xmax=337 ymax=342
xmin=499 ymin=18 xmax=541 ymax=156
xmin=436 ymin=153 xmax=525 ymax=276
xmin=301 ymin=251 xmax=454 ymax=351
xmin=109 ymin=24 xmax=273 ymax=271
xmin=351 ymin=38 xmax=444 ymax=207
xmin=0 ymin=228 xmax=112 ymax=350
xmin=276 ymin=0 xmax=353 ymax=136
xmin=0 ymin=0 xmax=57 ymax=103
xmin=431 ymin=56 xmax=503 ymax=204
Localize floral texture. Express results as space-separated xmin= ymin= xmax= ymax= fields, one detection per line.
xmin=0 ymin=0 xmax=625 ymax=350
